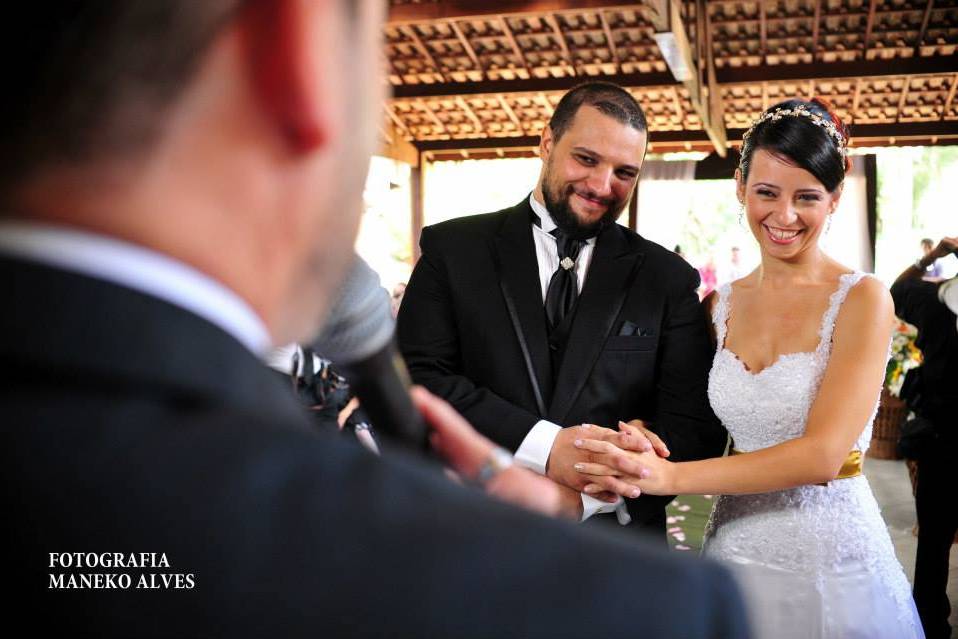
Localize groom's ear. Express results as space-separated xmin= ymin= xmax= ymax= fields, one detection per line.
xmin=539 ymin=125 xmax=554 ymax=162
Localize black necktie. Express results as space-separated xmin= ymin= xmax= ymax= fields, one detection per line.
xmin=544 ymin=228 xmax=583 ymax=334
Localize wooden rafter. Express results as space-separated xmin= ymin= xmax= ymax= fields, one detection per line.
xmin=915 ymin=0 xmax=935 ymax=53
xmin=670 ymin=86 xmax=685 ymax=123
xmin=759 ymin=0 xmax=768 ymax=59
xmin=862 ymin=0 xmax=878 ymax=54
xmin=896 ymin=78 xmax=911 ymax=122
xmin=545 ymin=14 xmax=576 ymax=75
xmin=456 ymin=96 xmax=485 ymax=135
xmin=413 ymin=122 xmax=958 ymax=152
xmin=598 ymin=11 xmax=620 ymax=71
xmin=536 ymin=92 xmax=555 ymax=118
xmin=384 ymin=103 xmax=413 ymax=139
xmin=402 ymin=25 xmax=446 ymax=81
xmin=391 ymin=57 xmax=958 ymax=99
xmin=852 ymin=78 xmax=863 ymax=122
xmin=498 ymin=16 xmax=531 ymax=75
xmin=389 ymin=1 xmax=650 ymax=25
xmin=702 ymin=0 xmax=727 ymax=156
xmin=417 ymin=99 xmax=448 ymax=135
xmin=449 ymin=21 xmax=483 ymax=74
xmin=811 ymin=0 xmax=821 ymax=58
xmin=943 ymin=74 xmax=958 ymax=120
xmin=762 ymin=81 xmax=769 ymax=111
xmin=496 ymin=94 xmax=525 ymax=133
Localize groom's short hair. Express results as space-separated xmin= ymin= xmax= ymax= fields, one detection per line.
xmin=548 ymin=82 xmax=647 ymax=142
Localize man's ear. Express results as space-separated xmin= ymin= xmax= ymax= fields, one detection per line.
xmin=239 ymin=0 xmax=333 ymax=153
xmin=539 ymin=125 xmax=554 ymax=162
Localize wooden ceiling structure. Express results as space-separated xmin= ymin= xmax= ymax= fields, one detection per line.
xmin=380 ymin=0 xmax=958 ymax=164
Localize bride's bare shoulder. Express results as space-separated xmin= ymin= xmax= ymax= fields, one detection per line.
xmin=842 ymin=274 xmax=894 ymax=322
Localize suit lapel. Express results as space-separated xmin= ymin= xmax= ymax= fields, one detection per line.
xmin=548 ymin=224 xmax=643 ymax=424
xmin=493 ymin=199 xmax=553 ymax=415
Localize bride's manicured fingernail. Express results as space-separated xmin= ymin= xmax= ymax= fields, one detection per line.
xmin=584 ymin=485 xmax=598 ymax=493
xmin=631 ymin=488 xmax=641 ymax=498
xmin=574 ymin=439 xmax=583 ymax=447
xmin=573 ymin=463 xmax=584 ymax=471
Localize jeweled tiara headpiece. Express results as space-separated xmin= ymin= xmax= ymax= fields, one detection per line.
xmin=741 ymin=104 xmax=848 ymax=157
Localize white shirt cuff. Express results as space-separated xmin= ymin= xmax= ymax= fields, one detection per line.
xmin=580 ymin=494 xmax=631 ymax=525
xmin=513 ymin=420 xmax=561 ymax=476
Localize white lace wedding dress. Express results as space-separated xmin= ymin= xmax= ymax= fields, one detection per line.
xmin=703 ymin=272 xmax=924 ymax=639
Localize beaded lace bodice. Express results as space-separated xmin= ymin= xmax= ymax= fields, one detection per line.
xmin=708 ymin=272 xmax=875 ymax=454
xmin=702 ymin=273 xmax=919 ymax=631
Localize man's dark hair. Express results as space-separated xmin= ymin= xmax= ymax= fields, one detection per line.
xmin=0 ymin=2 xmax=242 ymax=197
xmin=547 ymin=82 xmax=647 ymax=142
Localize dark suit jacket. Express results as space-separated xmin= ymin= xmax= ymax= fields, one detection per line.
xmin=1 ymin=254 xmax=748 ymax=638
xmin=398 ymin=198 xmax=728 ymax=533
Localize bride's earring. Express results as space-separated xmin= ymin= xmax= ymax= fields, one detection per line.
xmin=825 ymin=213 xmax=833 ymax=234
xmin=738 ymin=203 xmax=745 ymax=227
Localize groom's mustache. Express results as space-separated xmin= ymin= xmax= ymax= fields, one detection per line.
xmin=568 ymin=186 xmax=615 ymax=207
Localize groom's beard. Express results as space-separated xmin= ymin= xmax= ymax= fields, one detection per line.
xmin=542 ymin=167 xmax=627 ymax=241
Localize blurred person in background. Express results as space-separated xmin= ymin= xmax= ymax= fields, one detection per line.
xmin=893 ymin=236 xmax=958 ymax=639
xmin=920 ymin=237 xmax=946 ymax=281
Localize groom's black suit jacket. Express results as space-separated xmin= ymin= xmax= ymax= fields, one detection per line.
xmin=1 ymin=254 xmax=749 ymax=638
xmin=398 ymin=198 xmax=728 ymax=533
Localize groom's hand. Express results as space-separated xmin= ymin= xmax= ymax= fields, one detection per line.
xmin=547 ymin=424 xmax=648 ymax=500
xmin=617 ymin=420 xmax=670 ymax=458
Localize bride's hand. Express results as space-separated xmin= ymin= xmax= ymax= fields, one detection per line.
xmin=572 ymin=438 xmax=676 ymax=497
xmin=617 ymin=420 xmax=670 ymax=458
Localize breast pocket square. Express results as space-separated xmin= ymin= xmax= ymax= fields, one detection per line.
xmin=617 ymin=320 xmax=655 ymax=337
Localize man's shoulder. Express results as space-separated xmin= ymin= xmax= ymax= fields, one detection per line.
xmin=626 ymin=229 xmax=699 ymax=284
xmin=423 ymin=200 xmax=526 ymax=240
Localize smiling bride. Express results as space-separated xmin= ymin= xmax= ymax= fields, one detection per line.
xmin=575 ymin=98 xmax=925 ymax=639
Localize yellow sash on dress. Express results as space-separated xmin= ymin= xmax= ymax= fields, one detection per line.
xmin=729 ymin=448 xmax=863 ymax=486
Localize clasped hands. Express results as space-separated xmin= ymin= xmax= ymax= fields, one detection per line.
xmin=547 ymin=420 xmax=674 ymax=501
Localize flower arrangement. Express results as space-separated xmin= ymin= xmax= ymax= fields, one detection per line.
xmin=885 ymin=320 xmax=923 ymax=397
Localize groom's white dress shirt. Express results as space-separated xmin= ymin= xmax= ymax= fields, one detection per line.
xmin=513 ymin=194 xmax=631 ymax=525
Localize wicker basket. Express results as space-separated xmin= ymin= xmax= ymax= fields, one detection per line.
xmin=867 ymin=388 xmax=907 ymax=460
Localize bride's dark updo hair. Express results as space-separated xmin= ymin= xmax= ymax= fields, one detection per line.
xmin=738 ymin=97 xmax=851 ymax=193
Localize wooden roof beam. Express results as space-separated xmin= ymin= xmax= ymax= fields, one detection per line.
xmin=456 ymin=96 xmax=486 ymax=135
xmin=852 ymin=78 xmax=863 ymax=122
xmin=449 ymin=21 xmax=484 ymax=75
xmin=499 ymin=16 xmax=531 ymax=75
xmin=862 ymin=0 xmax=879 ymax=54
xmin=402 ymin=25 xmax=447 ymax=82
xmin=896 ymin=79 xmax=911 ymax=122
xmin=389 ymin=58 xmax=958 ymax=99
xmin=942 ymin=73 xmax=958 ymax=120
xmin=388 ymin=1 xmax=654 ymax=25
xmin=384 ymin=104 xmax=413 ymax=139
xmin=545 ymin=14 xmax=576 ymax=76
xmin=412 ymin=121 xmax=958 ymax=152
xmin=417 ymin=99 xmax=449 ymax=135
xmin=759 ymin=0 xmax=768 ymax=60
xmin=811 ymin=0 xmax=821 ymax=59
xmin=598 ymin=11 xmax=621 ymax=72
xmin=497 ymin=95 xmax=525 ymax=133
xmin=915 ymin=0 xmax=935 ymax=55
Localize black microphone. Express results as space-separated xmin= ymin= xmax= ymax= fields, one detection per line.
xmin=311 ymin=256 xmax=426 ymax=449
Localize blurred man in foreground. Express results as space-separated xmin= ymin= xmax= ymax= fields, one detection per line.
xmin=1 ymin=2 xmax=747 ymax=637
